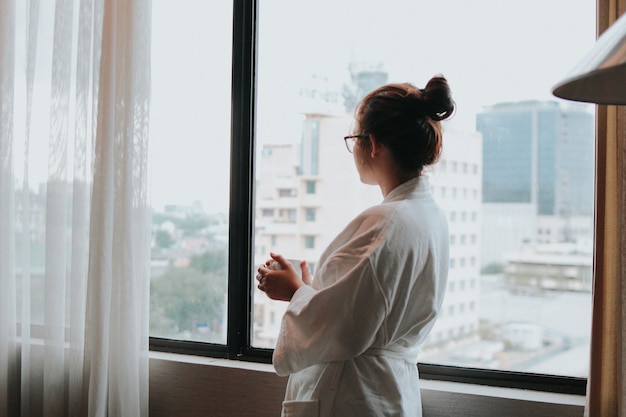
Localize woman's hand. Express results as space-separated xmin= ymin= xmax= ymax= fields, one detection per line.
xmin=256 ymin=252 xmax=309 ymax=301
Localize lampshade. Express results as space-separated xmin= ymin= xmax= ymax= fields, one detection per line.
xmin=553 ymin=12 xmax=626 ymax=104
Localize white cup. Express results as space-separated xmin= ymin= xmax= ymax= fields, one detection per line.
xmin=270 ymin=258 xmax=302 ymax=278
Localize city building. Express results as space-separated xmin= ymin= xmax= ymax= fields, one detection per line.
xmin=476 ymin=101 xmax=595 ymax=268
xmin=253 ymin=114 xmax=484 ymax=354
xmin=504 ymin=243 xmax=593 ymax=292
xmin=426 ymin=129 xmax=483 ymax=353
xmin=253 ymin=112 xmax=382 ymax=347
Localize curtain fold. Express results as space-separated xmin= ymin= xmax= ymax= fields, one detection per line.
xmin=585 ymin=2 xmax=626 ymax=416
xmin=587 ymin=104 xmax=626 ymax=417
xmin=0 ymin=0 xmax=151 ymax=416
xmin=0 ymin=1 xmax=18 ymax=416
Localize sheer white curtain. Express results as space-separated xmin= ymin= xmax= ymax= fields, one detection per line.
xmin=0 ymin=0 xmax=152 ymax=416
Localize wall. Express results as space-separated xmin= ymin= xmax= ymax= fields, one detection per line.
xmin=149 ymin=354 xmax=585 ymax=417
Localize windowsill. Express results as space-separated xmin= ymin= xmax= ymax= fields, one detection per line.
xmin=418 ymin=379 xmax=585 ymax=406
xmin=149 ymin=351 xmax=586 ymax=408
xmin=150 ymin=350 xmax=274 ymax=372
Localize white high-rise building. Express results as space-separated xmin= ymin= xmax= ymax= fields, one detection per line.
xmin=253 ymin=112 xmax=484 ymax=358
xmin=425 ymin=129 xmax=483 ymax=354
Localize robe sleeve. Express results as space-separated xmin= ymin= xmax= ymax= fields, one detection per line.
xmin=272 ymin=214 xmax=391 ymax=377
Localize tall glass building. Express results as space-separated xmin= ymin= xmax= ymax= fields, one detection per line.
xmin=477 ymin=101 xmax=594 ymax=217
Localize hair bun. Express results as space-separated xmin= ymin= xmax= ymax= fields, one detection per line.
xmin=421 ymin=75 xmax=455 ymax=121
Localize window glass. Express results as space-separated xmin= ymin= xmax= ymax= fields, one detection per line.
xmin=253 ymin=0 xmax=595 ymax=379
xmin=148 ymin=0 xmax=232 ymax=344
xmin=305 ymin=181 xmax=316 ymax=194
xmin=305 ymin=208 xmax=316 ymax=222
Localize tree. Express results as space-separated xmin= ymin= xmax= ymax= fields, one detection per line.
xmin=154 ymin=229 xmax=174 ymax=249
xmin=189 ymin=249 xmax=226 ymax=274
xmin=150 ymin=253 xmax=227 ymax=341
xmin=481 ymin=262 xmax=504 ymax=275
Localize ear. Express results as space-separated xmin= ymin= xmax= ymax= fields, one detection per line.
xmin=369 ymin=134 xmax=378 ymax=158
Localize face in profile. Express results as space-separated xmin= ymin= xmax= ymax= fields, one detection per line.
xmin=351 ymin=132 xmax=377 ymax=186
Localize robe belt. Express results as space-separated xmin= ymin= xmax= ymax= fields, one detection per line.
xmin=362 ymin=347 xmax=419 ymax=363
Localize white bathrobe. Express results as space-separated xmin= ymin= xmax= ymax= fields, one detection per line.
xmin=273 ymin=176 xmax=449 ymax=417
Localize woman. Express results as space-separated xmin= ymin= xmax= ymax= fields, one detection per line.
xmin=257 ymin=75 xmax=454 ymax=417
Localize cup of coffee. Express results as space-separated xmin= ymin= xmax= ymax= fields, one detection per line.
xmin=270 ymin=258 xmax=302 ymax=278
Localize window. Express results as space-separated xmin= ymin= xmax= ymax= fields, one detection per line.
xmin=305 ymin=180 xmax=316 ymax=194
xmin=278 ymin=188 xmax=295 ymax=198
xmin=301 ymin=120 xmax=320 ymax=176
xmin=149 ymin=0 xmax=596 ymax=395
xmin=305 ymin=208 xmax=316 ymax=222
xmin=148 ymin=1 xmax=232 ymax=345
xmin=278 ymin=208 xmax=296 ymax=222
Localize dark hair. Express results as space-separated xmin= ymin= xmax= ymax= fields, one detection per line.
xmin=356 ymin=75 xmax=455 ymax=176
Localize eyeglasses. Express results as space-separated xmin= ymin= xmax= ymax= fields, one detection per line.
xmin=343 ymin=134 xmax=368 ymax=153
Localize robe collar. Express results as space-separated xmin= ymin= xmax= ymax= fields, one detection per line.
xmin=383 ymin=176 xmax=430 ymax=203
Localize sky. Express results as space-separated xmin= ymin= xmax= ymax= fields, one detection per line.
xmin=136 ymin=0 xmax=597 ymax=213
